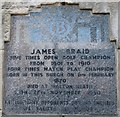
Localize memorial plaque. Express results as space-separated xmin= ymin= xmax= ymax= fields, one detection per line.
xmin=4 ymin=6 xmax=117 ymax=115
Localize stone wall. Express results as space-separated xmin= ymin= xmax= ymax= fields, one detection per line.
xmin=0 ymin=0 xmax=119 ymax=117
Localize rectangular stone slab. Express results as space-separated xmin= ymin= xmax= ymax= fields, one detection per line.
xmin=4 ymin=6 xmax=117 ymax=115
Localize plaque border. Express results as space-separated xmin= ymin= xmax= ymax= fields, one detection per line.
xmin=1 ymin=2 xmax=119 ymax=117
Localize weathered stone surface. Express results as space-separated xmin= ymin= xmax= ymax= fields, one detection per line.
xmin=2 ymin=12 xmax=11 ymax=42
xmin=0 ymin=3 xmax=4 ymax=50
xmin=117 ymin=50 xmax=120 ymax=109
xmin=1 ymin=2 xmax=118 ymax=43
xmin=118 ymin=2 xmax=120 ymax=48
xmin=0 ymin=50 xmax=4 ymax=111
xmin=79 ymin=2 xmax=118 ymax=42
xmin=3 ymin=6 xmax=117 ymax=115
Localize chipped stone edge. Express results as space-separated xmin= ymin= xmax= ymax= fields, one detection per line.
xmin=1 ymin=2 xmax=119 ymax=117
xmin=2 ymin=7 xmax=29 ymax=42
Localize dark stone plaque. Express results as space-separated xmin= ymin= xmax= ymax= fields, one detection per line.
xmin=4 ymin=6 xmax=117 ymax=115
